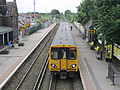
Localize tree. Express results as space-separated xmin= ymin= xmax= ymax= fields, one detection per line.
xmin=76 ymin=0 xmax=94 ymax=25
xmin=94 ymin=0 xmax=120 ymax=45
xmin=50 ymin=9 xmax=60 ymax=16
xmin=64 ymin=10 xmax=76 ymax=22
xmin=65 ymin=10 xmax=72 ymax=17
xmin=50 ymin=9 xmax=61 ymax=20
xmin=76 ymin=0 xmax=120 ymax=45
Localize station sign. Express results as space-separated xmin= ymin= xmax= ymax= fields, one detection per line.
xmin=24 ymin=24 xmax=30 ymax=27
xmin=19 ymin=26 xmax=26 ymax=29
xmin=88 ymin=30 xmax=96 ymax=33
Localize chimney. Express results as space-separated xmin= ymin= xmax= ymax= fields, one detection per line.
xmin=0 ymin=0 xmax=7 ymax=26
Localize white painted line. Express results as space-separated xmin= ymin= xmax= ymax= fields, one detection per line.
xmin=78 ymin=65 xmax=87 ymax=90
xmin=82 ymin=57 xmax=97 ymax=90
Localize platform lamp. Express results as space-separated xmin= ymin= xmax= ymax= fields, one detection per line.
xmin=33 ymin=0 xmax=36 ymax=18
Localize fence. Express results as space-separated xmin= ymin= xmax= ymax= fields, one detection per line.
xmin=26 ymin=24 xmax=42 ymax=35
xmin=107 ymin=63 xmax=120 ymax=86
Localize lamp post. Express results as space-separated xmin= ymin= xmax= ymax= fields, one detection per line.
xmin=33 ymin=0 xmax=35 ymax=18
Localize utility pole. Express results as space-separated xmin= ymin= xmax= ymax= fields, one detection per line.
xmin=33 ymin=0 xmax=35 ymax=18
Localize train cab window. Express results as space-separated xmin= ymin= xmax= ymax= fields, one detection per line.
xmin=51 ymin=47 xmax=76 ymax=59
xmin=69 ymin=50 xmax=76 ymax=59
xmin=51 ymin=48 xmax=59 ymax=59
xmin=59 ymin=50 xmax=67 ymax=59
xmin=69 ymin=48 xmax=76 ymax=60
xmin=51 ymin=47 xmax=68 ymax=59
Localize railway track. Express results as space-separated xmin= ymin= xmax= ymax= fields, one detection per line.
xmin=33 ymin=55 xmax=48 ymax=90
xmin=49 ymin=76 xmax=73 ymax=90
xmin=2 ymin=24 xmax=59 ymax=90
xmin=48 ymin=72 xmax=83 ymax=90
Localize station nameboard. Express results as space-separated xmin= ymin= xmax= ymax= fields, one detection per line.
xmin=19 ymin=26 xmax=26 ymax=29
xmin=24 ymin=24 xmax=30 ymax=27
xmin=88 ymin=30 xmax=96 ymax=33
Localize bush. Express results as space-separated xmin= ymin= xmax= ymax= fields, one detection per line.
xmin=0 ymin=49 xmax=9 ymax=54
xmin=18 ymin=43 xmax=24 ymax=46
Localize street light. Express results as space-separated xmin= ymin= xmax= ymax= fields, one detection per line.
xmin=33 ymin=0 xmax=35 ymax=18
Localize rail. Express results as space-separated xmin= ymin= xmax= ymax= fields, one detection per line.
xmin=15 ymin=26 xmax=56 ymax=90
xmin=48 ymin=76 xmax=74 ymax=90
xmin=33 ymin=55 xmax=48 ymax=90
xmin=48 ymin=77 xmax=56 ymax=90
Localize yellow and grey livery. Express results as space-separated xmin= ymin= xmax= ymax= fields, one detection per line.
xmin=48 ymin=22 xmax=78 ymax=78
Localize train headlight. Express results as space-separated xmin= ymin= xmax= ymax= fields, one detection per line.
xmin=51 ymin=64 xmax=56 ymax=68
xmin=70 ymin=64 xmax=76 ymax=68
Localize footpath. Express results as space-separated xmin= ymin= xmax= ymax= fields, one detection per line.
xmin=0 ymin=23 xmax=56 ymax=88
xmin=71 ymin=24 xmax=120 ymax=90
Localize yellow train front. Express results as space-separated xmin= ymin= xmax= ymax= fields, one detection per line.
xmin=48 ymin=22 xmax=78 ymax=79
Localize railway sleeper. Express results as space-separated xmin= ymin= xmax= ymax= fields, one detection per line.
xmin=50 ymin=71 xmax=76 ymax=79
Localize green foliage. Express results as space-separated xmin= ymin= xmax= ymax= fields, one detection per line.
xmin=39 ymin=13 xmax=52 ymax=23
xmin=51 ymin=9 xmax=60 ymax=16
xmin=65 ymin=10 xmax=72 ymax=17
xmin=64 ymin=10 xmax=76 ymax=22
xmin=18 ymin=43 xmax=24 ymax=46
xmin=94 ymin=0 xmax=120 ymax=45
xmin=0 ymin=48 xmax=9 ymax=54
xmin=76 ymin=0 xmax=94 ymax=25
xmin=76 ymin=0 xmax=120 ymax=45
xmin=50 ymin=9 xmax=61 ymax=20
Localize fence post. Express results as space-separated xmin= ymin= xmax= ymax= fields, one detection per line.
xmin=111 ymin=68 xmax=116 ymax=86
xmin=107 ymin=63 xmax=111 ymax=79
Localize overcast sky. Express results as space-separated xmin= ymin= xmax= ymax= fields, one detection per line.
xmin=6 ymin=0 xmax=82 ymax=13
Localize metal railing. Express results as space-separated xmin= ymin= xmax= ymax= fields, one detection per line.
xmin=107 ymin=63 xmax=120 ymax=86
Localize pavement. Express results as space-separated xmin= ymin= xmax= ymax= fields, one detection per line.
xmin=0 ymin=23 xmax=56 ymax=88
xmin=71 ymin=23 xmax=120 ymax=90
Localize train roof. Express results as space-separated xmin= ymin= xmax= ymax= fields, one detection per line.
xmin=51 ymin=22 xmax=76 ymax=46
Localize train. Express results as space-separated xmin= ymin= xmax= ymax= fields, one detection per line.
xmin=48 ymin=22 xmax=78 ymax=79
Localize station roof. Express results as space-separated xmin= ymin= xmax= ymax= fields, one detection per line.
xmin=0 ymin=26 xmax=13 ymax=34
xmin=51 ymin=22 xmax=76 ymax=46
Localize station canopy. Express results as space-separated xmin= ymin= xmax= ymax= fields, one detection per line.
xmin=0 ymin=27 xmax=13 ymax=34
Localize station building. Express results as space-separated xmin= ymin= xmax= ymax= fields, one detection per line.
xmin=0 ymin=0 xmax=18 ymax=50
xmin=0 ymin=27 xmax=13 ymax=49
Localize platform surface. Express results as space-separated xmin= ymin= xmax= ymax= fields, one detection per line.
xmin=70 ymin=23 xmax=120 ymax=90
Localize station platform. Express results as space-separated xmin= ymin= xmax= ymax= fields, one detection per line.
xmin=0 ymin=24 xmax=56 ymax=88
xmin=70 ymin=24 xmax=120 ymax=90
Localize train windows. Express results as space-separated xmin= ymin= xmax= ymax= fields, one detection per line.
xmin=69 ymin=50 xmax=76 ymax=60
xmin=59 ymin=49 xmax=67 ymax=59
xmin=51 ymin=47 xmax=68 ymax=59
xmin=51 ymin=47 xmax=76 ymax=60
xmin=51 ymin=48 xmax=59 ymax=59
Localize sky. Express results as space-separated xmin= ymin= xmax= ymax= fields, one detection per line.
xmin=6 ymin=0 xmax=82 ymax=13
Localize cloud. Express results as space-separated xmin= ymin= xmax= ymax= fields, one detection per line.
xmin=7 ymin=0 xmax=82 ymax=13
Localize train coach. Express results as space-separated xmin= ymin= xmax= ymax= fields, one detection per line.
xmin=48 ymin=22 xmax=78 ymax=79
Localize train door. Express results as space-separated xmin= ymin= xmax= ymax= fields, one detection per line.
xmin=59 ymin=48 xmax=68 ymax=70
